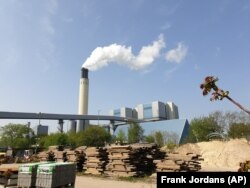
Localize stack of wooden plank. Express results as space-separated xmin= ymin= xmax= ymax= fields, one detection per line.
xmin=83 ymin=147 xmax=108 ymax=175
xmin=106 ymin=143 xmax=164 ymax=177
xmin=106 ymin=145 xmax=138 ymax=177
xmin=37 ymin=150 xmax=56 ymax=162
xmin=66 ymin=150 xmax=77 ymax=162
xmin=0 ymin=164 xmax=19 ymax=187
xmin=66 ymin=146 xmax=86 ymax=172
xmin=238 ymin=160 xmax=250 ymax=172
xmin=131 ymin=143 xmax=166 ymax=174
xmin=53 ymin=151 xmax=67 ymax=162
xmin=74 ymin=150 xmax=86 ymax=172
xmin=154 ymin=152 xmax=203 ymax=172
xmin=37 ymin=151 xmax=48 ymax=161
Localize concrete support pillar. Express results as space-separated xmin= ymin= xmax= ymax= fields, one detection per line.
xmin=109 ymin=120 xmax=117 ymax=135
xmin=58 ymin=119 xmax=64 ymax=133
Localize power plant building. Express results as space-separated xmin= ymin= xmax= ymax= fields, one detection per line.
xmin=110 ymin=101 xmax=179 ymax=121
xmin=109 ymin=107 xmax=134 ymax=119
xmin=166 ymin=102 xmax=179 ymax=119
xmin=136 ymin=101 xmax=167 ymax=120
xmin=108 ymin=101 xmax=186 ymax=143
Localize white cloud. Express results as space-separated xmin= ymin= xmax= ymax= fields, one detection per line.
xmin=165 ymin=42 xmax=188 ymax=63
xmin=83 ymin=34 xmax=165 ymax=71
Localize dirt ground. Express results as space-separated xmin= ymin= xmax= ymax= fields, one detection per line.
xmin=75 ymin=176 xmax=156 ymax=188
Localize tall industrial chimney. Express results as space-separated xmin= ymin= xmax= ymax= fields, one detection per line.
xmin=77 ymin=67 xmax=89 ymax=132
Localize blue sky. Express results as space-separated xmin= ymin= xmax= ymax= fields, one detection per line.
xmin=1 ymin=0 xmax=250 ymax=132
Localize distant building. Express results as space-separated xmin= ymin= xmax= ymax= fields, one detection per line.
xmin=166 ymin=102 xmax=179 ymax=119
xmin=136 ymin=101 xmax=167 ymax=120
xmin=115 ymin=119 xmax=189 ymax=144
xmin=32 ymin=124 xmax=49 ymax=136
xmin=109 ymin=101 xmax=179 ymax=121
xmin=109 ymin=107 xmax=134 ymax=119
xmin=109 ymin=101 xmax=184 ymax=143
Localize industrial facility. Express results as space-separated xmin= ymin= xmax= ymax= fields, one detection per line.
xmin=109 ymin=101 xmax=179 ymax=121
xmin=0 ymin=66 xmax=189 ymax=141
xmin=109 ymin=102 xmax=189 ymax=144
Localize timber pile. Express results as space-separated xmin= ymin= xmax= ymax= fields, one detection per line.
xmin=36 ymin=146 xmax=87 ymax=172
xmin=106 ymin=143 xmax=165 ymax=177
xmin=53 ymin=151 xmax=68 ymax=162
xmin=36 ymin=145 xmax=66 ymax=162
xmin=154 ymin=152 xmax=203 ymax=172
xmin=83 ymin=147 xmax=108 ymax=175
xmin=74 ymin=146 xmax=87 ymax=172
xmin=238 ymin=160 xmax=250 ymax=172
xmin=37 ymin=151 xmax=47 ymax=161
xmin=0 ymin=164 xmax=19 ymax=187
xmin=66 ymin=150 xmax=76 ymax=162
xmin=105 ymin=145 xmax=136 ymax=177
xmin=37 ymin=150 xmax=56 ymax=162
xmin=0 ymin=156 xmax=15 ymax=164
xmin=28 ymin=154 xmax=40 ymax=162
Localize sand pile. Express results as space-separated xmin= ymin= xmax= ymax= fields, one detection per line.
xmin=174 ymin=138 xmax=250 ymax=171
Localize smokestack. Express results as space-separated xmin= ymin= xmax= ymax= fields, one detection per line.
xmin=77 ymin=67 xmax=89 ymax=132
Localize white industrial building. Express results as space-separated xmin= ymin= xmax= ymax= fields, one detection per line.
xmin=109 ymin=107 xmax=134 ymax=119
xmin=109 ymin=101 xmax=179 ymax=121
xmin=136 ymin=101 xmax=167 ymax=120
xmin=166 ymin=102 xmax=179 ymax=119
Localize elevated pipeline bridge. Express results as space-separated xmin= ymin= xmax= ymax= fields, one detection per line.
xmin=0 ymin=111 xmax=140 ymax=134
xmin=0 ymin=111 xmax=168 ymax=134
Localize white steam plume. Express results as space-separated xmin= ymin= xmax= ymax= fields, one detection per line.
xmin=82 ymin=34 xmax=165 ymax=71
xmin=165 ymin=42 xmax=188 ymax=63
